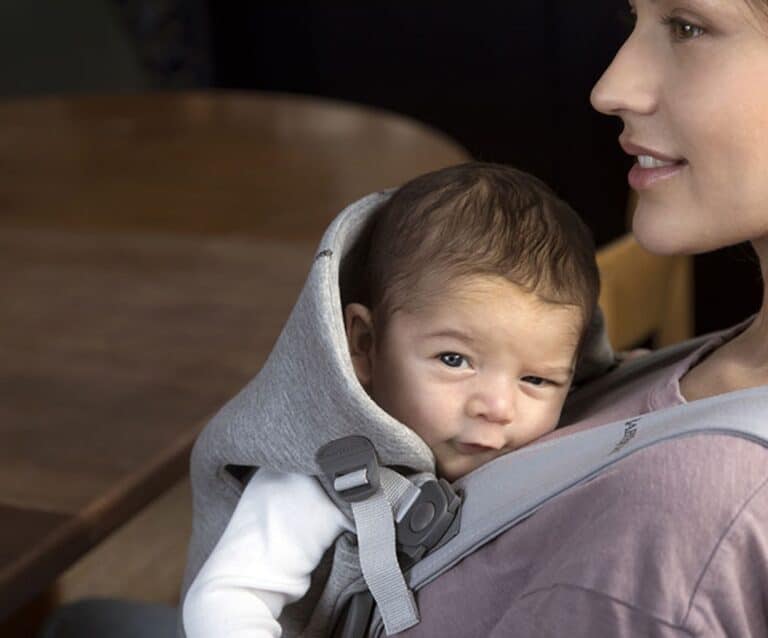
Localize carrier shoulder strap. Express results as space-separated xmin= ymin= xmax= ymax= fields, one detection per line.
xmin=360 ymin=382 xmax=768 ymax=636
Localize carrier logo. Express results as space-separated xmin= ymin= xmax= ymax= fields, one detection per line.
xmin=611 ymin=418 xmax=640 ymax=454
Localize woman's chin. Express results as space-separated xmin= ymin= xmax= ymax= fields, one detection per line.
xmin=632 ymin=221 xmax=691 ymax=256
xmin=633 ymin=218 xmax=752 ymax=257
xmin=632 ymin=206 xmax=708 ymax=256
xmin=631 ymin=197 xmax=766 ymax=256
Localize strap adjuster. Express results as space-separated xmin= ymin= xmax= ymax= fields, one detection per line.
xmin=317 ymin=435 xmax=381 ymax=503
xmin=396 ymin=478 xmax=462 ymax=566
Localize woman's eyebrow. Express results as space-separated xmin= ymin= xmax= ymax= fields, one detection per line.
xmin=651 ymin=0 xmax=725 ymax=11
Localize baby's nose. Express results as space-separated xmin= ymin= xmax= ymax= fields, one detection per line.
xmin=466 ymin=385 xmax=515 ymax=424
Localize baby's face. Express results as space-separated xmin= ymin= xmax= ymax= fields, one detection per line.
xmin=346 ymin=275 xmax=582 ymax=481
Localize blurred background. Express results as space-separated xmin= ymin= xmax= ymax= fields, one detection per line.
xmin=1 ymin=0 xmax=761 ymax=331
xmin=0 ymin=1 xmax=761 ymax=636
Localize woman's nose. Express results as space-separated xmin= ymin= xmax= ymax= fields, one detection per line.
xmin=590 ymin=30 xmax=657 ymax=118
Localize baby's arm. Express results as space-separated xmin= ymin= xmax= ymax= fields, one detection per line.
xmin=182 ymin=468 xmax=353 ymax=638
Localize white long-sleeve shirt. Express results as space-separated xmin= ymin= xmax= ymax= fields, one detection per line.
xmin=182 ymin=468 xmax=353 ymax=638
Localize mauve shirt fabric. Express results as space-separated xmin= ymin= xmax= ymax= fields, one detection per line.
xmin=397 ymin=324 xmax=768 ymax=637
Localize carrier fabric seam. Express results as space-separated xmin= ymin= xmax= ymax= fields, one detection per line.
xmin=683 ymin=470 xmax=768 ymax=625
xmin=519 ymin=583 xmax=695 ymax=636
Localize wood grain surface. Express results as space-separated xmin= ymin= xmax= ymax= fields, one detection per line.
xmin=0 ymin=228 xmax=317 ymax=617
xmin=0 ymin=91 xmax=470 ymax=620
xmin=0 ymin=92 xmax=468 ymax=239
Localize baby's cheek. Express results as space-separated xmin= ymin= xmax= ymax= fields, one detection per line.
xmin=374 ymin=359 xmax=458 ymax=444
xmin=404 ymin=405 xmax=447 ymax=447
xmin=540 ymin=398 xmax=566 ymax=433
xmin=402 ymin=391 xmax=454 ymax=447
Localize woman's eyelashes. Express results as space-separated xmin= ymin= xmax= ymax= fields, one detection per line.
xmin=621 ymin=3 xmax=707 ymax=43
xmin=662 ymin=15 xmax=706 ymax=41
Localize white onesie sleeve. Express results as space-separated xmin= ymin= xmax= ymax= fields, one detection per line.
xmin=182 ymin=468 xmax=353 ymax=638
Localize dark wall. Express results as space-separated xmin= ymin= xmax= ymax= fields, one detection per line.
xmin=208 ymin=1 xmax=630 ymax=245
xmin=207 ymin=2 xmax=762 ymax=335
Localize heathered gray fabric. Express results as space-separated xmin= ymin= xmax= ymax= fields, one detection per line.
xmin=178 ymin=190 xmax=618 ymax=637
xmin=178 ymin=191 xmax=434 ymax=638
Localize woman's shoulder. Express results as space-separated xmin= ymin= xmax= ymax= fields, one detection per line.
xmin=528 ymin=433 xmax=768 ymax=632
xmin=586 ymin=432 xmax=768 ymax=523
xmin=617 ymin=432 xmax=768 ymax=635
xmin=679 ymin=437 xmax=768 ymax=636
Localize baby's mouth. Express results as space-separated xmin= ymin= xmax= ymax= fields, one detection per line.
xmin=453 ymin=441 xmax=497 ymax=455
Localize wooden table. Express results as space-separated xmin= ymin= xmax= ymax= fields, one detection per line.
xmin=0 ymin=91 xmax=469 ymax=621
xmin=0 ymin=92 xmax=468 ymax=239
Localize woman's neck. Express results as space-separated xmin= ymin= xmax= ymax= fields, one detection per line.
xmin=680 ymin=239 xmax=768 ymax=400
xmin=739 ymin=238 xmax=768 ymax=362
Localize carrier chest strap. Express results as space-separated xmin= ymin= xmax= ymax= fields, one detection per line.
xmin=318 ymin=437 xmax=420 ymax=635
xmin=350 ymin=471 xmax=420 ymax=634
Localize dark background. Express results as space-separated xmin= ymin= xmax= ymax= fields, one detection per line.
xmin=209 ymin=2 xmax=630 ymax=248
xmin=2 ymin=0 xmax=761 ymax=334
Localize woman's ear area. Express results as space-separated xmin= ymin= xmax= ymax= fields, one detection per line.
xmin=344 ymin=302 xmax=376 ymax=387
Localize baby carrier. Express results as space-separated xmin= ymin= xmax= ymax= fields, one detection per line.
xmin=179 ymin=191 xmax=768 ymax=637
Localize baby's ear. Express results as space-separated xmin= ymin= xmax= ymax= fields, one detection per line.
xmin=344 ymin=303 xmax=375 ymax=388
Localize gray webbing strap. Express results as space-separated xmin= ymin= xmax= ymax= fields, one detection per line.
xmin=349 ymin=468 xmax=420 ymax=635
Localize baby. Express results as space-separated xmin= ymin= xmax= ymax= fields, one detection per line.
xmin=183 ymin=162 xmax=600 ymax=637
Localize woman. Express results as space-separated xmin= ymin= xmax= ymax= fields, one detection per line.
xmin=396 ymin=1 xmax=768 ymax=636
xmin=40 ymin=1 xmax=768 ymax=636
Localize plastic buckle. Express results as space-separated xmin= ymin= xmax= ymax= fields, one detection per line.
xmin=316 ymin=435 xmax=381 ymax=503
xmin=396 ymin=478 xmax=462 ymax=567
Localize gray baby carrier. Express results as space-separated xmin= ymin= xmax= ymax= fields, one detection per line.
xmin=179 ymin=191 xmax=768 ymax=637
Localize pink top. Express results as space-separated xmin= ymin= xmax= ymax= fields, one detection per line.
xmin=399 ymin=323 xmax=768 ymax=638
xmin=552 ymin=320 xmax=750 ymax=436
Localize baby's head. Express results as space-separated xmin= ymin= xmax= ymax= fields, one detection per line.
xmin=342 ymin=162 xmax=599 ymax=480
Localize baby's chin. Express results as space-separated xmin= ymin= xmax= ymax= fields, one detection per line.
xmin=436 ymin=446 xmax=509 ymax=482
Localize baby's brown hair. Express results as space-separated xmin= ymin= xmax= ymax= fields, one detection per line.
xmin=343 ymin=162 xmax=599 ymax=343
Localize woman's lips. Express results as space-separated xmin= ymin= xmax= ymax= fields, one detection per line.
xmin=628 ymin=159 xmax=687 ymax=190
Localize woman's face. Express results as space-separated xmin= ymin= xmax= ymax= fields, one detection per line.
xmin=591 ymin=0 xmax=768 ymax=255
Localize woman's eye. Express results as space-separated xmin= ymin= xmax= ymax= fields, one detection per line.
xmin=663 ymin=16 xmax=705 ymax=41
xmin=522 ymin=375 xmax=550 ymax=387
xmin=438 ymin=353 xmax=467 ymax=368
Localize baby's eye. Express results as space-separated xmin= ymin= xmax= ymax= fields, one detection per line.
xmin=522 ymin=375 xmax=551 ymax=387
xmin=438 ymin=352 xmax=468 ymax=368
